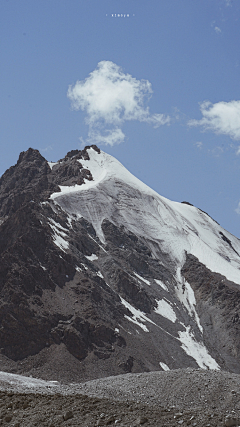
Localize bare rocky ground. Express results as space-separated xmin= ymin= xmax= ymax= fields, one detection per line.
xmin=0 ymin=368 xmax=239 ymax=426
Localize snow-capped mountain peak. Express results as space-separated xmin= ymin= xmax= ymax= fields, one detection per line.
xmin=0 ymin=145 xmax=240 ymax=380
xmin=50 ymin=146 xmax=240 ymax=285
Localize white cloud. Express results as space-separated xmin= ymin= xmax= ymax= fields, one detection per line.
xmin=195 ymin=141 xmax=203 ymax=149
xmin=83 ymin=127 xmax=125 ymax=146
xmin=214 ymin=26 xmax=222 ymax=34
xmin=188 ymin=100 xmax=240 ymax=141
xmin=235 ymin=202 xmax=240 ymax=215
xmin=40 ymin=145 xmax=53 ymax=152
xmin=236 ymin=146 xmax=240 ymax=155
xmin=67 ymin=61 xmax=170 ymax=146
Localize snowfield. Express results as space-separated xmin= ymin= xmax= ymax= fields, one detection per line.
xmin=50 ymin=147 xmax=240 ymax=285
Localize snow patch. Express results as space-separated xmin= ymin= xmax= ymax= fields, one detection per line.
xmin=48 ymin=218 xmax=68 ymax=233
xmin=85 ymin=254 xmax=98 ymax=261
xmin=48 ymin=162 xmax=58 ymax=170
xmin=154 ymin=279 xmax=168 ymax=291
xmin=159 ymin=362 xmax=170 ymax=371
xmin=120 ymin=297 xmax=156 ymax=332
xmin=133 ymin=273 xmax=151 ymax=286
xmin=52 ymin=232 xmax=69 ymax=252
xmin=97 ymin=271 xmax=104 ymax=278
xmin=154 ymin=299 xmax=177 ymax=323
xmin=48 ymin=218 xmax=69 ymax=252
xmin=0 ymin=371 xmax=59 ymax=389
xmin=87 ymin=233 xmax=108 ymax=253
xmin=179 ymin=326 xmax=220 ymax=370
xmin=66 ymin=214 xmax=75 ymax=228
xmin=176 ymin=269 xmax=203 ymax=333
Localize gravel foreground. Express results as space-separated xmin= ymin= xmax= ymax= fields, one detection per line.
xmin=0 ymin=368 xmax=239 ymax=426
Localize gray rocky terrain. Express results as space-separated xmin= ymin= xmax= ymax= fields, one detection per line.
xmin=0 ymin=369 xmax=239 ymax=426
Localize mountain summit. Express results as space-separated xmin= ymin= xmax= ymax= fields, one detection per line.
xmin=0 ymin=145 xmax=240 ymax=382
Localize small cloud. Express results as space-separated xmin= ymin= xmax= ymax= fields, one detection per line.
xmin=67 ymin=61 xmax=170 ymax=146
xmin=236 ymin=146 xmax=240 ymax=155
xmin=214 ymin=26 xmax=222 ymax=34
xmin=40 ymin=145 xmax=53 ymax=152
xmin=210 ymin=146 xmax=224 ymax=157
xmin=225 ymin=0 xmax=232 ymax=6
xmin=188 ymin=100 xmax=240 ymax=142
xmin=83 ymin=127 xmax=125 ymax=146
xmin=235 ymin=202 xmax=240 ymax=215
xmin=172 ymin=107 xmax=182 ymax=121
xmin=195 ymin=141 xmax=203 ymax=149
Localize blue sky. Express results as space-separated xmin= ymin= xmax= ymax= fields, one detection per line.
xmin=1 ymin=0 xmax=240 ymax=237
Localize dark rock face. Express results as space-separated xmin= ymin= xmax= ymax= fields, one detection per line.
xmin=0 ymin=147 xmax=121 ymax=365
xmin=0 ymin=146 xmax=154 ymax=380
xmin=0 ymin=145 xmax=100 ymax=219
xmin=182 ymin=254 xmax=240 ymax=373
xmin=0 ymin=148 xmax=56 ymax=218
xmin=0 ymin=200 xmax=125 ymax=362
xmin=219 ymin=231 xmax=240 ymax=256
xmin=0 ymin=145 xmax=240 ymax=381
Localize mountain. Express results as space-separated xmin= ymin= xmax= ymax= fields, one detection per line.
xmin=0 ymin=145 xmax=240 ymax=382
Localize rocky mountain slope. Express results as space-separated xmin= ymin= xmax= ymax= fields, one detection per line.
xmin=0 ymin=145 xmax=240 ymax=382
xmin=0 ymin=368 xmax=239 ymax=426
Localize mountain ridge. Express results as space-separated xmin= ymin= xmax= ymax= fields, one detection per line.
xmin=0 ymin=145 xmax=240 ymax=382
